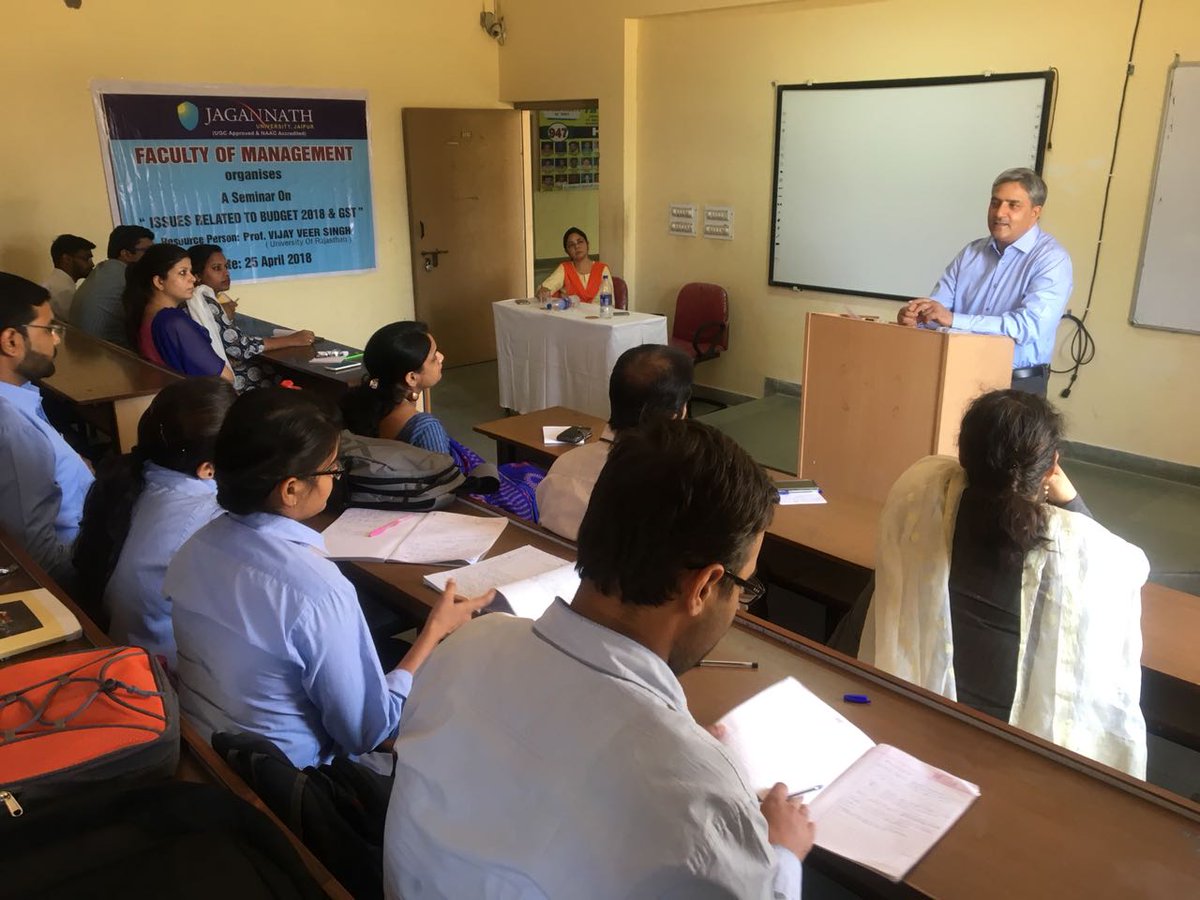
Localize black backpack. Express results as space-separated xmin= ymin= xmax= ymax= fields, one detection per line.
xmin=212 ymin=731 xmax=393 ymax=900
xmin=0 ymin=780 xmax=327 ymax=899
xmin=338 ymin=429 xmax=499 ymax=511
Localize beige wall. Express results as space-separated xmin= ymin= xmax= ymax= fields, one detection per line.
xmin=0 ymin=0 xmax=501 ymax=347
xmin=533 ymin=190 xmax=601 ymax=260
xmin=501 ymin=0 xmax=1200 ymax=466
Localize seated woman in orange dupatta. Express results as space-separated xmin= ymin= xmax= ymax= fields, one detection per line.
xmin=535 ymin=227 xmax=612 ymax=304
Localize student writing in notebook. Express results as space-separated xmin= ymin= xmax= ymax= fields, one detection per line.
xmin=164 ymin=388 xmax=492 ymax=768
xmin=384 ymin=418 xmax=813 ymax=900
xmin=73 ymin=378 xmax=237 ymax=667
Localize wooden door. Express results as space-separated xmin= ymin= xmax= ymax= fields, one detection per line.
xmin=402 ymin=109 xmax=530 ymax=367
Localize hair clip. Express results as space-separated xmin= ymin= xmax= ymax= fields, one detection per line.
xmin=368 ymin=377 xmax=380 ymax=390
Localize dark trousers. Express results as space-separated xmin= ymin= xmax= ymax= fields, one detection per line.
xmin=1011 ymin=370 xmax=1049 ymax=396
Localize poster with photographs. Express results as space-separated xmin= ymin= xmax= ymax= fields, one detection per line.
xmin=537 ymin=109 xmax=599 ymax=191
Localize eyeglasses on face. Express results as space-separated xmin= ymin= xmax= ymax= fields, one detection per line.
xmin=723 ymin=571 xmax=766 ymax=609
xmin=22 ymin=323 xmax=66 ymax=338
xmin=296 ymin=465 xmax=346 ymax=481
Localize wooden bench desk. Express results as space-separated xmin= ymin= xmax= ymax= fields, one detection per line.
xmin=474 ymin=405 xmax=608 ymax=466
xmin=470 ymin=407 xmax=1200 ymax=746
xmin=38 ymin=325 xmax=181 ymax=453
xmin=318 ymin=499 xmax=1200 ymax=899
xmin=0 ymin=531 xmax=350 ymax=899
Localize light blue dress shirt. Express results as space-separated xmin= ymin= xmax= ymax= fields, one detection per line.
xmin=0 ymin=380 xmax=94 ymax=587
xmin=103 ymin=463 xmax=222 ymax=668
xmin=70 ymin=259 xmax=132 ymax=348
xmin=165 ymin=511 xmax=410 ymax=768
xmin=384 ymin=600 xmax=801 ymax=900
xmin=929 ymin=224 xmax=1073 ymax=368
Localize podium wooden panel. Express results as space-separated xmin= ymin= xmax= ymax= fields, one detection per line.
xmin=798 ymin=314 xmax=1013 ymax=504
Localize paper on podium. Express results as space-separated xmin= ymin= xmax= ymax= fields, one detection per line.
xmin=716 ymin=677 xmax=979 ymax=882
xmin=424 ymin=545 xmax=579 ymax=618
xmin=321 ymin=508 xmax=507 ymax=565
xmin=716 ymin=676 xmax=874 ymax=800
xmin=541 ymin=426 xmax=573 ymax=445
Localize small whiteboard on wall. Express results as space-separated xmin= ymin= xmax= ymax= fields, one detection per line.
xmin=1131 ymin=62 xmax=1200 ymax=334
xmin=769 ymin=72 xmax=1053 ymax=300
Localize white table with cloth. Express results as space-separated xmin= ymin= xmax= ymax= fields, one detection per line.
xmin=493 ymin=299 xmax=669 ymax=417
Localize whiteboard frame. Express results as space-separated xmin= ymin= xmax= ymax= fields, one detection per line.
xmin=767 ymin=71 xmax=1055 ymax=300
xmin=1129 ymin=60 xmax=1200 ymax=335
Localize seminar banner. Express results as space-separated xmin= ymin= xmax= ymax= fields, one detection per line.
xmin=93 ymin=84 xmax=376 ymax=281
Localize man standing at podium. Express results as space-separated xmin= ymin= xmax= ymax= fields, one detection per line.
xmin=896 ymin=168 xmax=1072 ymax=397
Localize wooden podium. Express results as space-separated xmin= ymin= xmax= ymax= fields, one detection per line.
xmin=797 ymin=314 xmax=1014 ymax=504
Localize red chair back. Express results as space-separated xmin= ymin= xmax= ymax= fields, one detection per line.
xmin=671 ymin=283 xmax=729 ymax=355
xmin=612 ymin=276 xmax=629 ymax=310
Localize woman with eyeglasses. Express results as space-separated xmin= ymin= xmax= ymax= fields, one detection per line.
xmin=534 ymin=227 xmax=612 ymax=304
xmin=73 ymin=378 xmax=236 ymax=665
xmin=164 ymin=387 xmax=491 ymax=768
xmin=123 ymin=244 xmax=233 ymax=381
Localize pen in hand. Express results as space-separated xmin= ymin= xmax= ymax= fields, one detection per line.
xmin=787 ymin=784 xmax=823 ymax=800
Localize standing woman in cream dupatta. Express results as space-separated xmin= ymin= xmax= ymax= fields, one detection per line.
xmin=858 ymin=390 xmax=1148 ymax=777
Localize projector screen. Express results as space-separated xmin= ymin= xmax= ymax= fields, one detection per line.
xmin=769 ymin=72 xmax=1053 ymax=300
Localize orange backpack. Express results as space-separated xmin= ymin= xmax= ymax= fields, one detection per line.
xmin=0 ymin=646 xmax=179 ymax=817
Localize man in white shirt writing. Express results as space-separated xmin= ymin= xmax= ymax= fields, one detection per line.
xmin=384 ymin=418 xmax=813 ymax=899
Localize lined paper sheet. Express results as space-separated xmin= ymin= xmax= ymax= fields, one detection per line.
xmin=424 ymin=546 xmax=579 ymax=618
xmin=717 ymin=676 xmax=875 ymax=800
xmin=808 ymin=744 xmax=980 ymax=882
xmin=320 ymin=509 xmax=422 ymax=561
xmin=322 ymin=509 xmax=507 ymax=565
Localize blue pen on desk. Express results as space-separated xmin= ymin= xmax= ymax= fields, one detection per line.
xmin=843 ymin=693 xmax=870 ymax=704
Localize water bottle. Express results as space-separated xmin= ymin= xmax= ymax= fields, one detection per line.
xmin=598 ymin=273 xmax=613 ymax=318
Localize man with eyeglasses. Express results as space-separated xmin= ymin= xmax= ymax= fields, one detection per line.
xmin=0 ymin=272 xmax=94 ymax=589
xmin=384 ymin=418 xmax=813 ymax=900
xmin=70 ymin=225 xmax=154 ymax=349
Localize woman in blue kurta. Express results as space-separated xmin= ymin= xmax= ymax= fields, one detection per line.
xmin=123 ymin=244 xmax=233 ymax=381
xmin=163 ymin=387 xmax=491 ymax=768
xmin=340 ymin=321 xmax=545 ymax=520
xmin=73 ymin=378 xmax=237 ymax=667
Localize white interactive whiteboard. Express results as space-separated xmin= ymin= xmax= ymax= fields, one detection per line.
xmin=769 ymin=73 xmax=1053 ymax=300
xmin=1132 ymin=62 xmax=1200 ymax=334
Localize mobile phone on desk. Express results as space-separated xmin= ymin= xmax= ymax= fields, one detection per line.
xmin=556 ymin=425 xmax=593 ymax=445
xmin=776 ymin=479 xmax=819 ymax=492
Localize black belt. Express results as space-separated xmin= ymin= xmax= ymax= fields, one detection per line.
xmin=1012 ymin=364 xmax=1049 ymax=380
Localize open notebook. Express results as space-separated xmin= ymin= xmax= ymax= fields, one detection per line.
xmin=0 ymin=588 xmax=82 ymax=661
xmin=424 ymin=546 xmax=579 ymax=619
xmin=320 ymin=508 xmax=507 ymax=565
xmin=717 ymin=677 xmax=979 ymax=882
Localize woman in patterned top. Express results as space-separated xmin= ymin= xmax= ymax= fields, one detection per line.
xmin=340 ymin=321 xmax=545 ymax=521
xmin=185 ymin=244 xmax=316 ymax=392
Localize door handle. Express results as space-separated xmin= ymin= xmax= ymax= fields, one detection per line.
xmin=420 ymin=249 xmax=448 ymax=272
